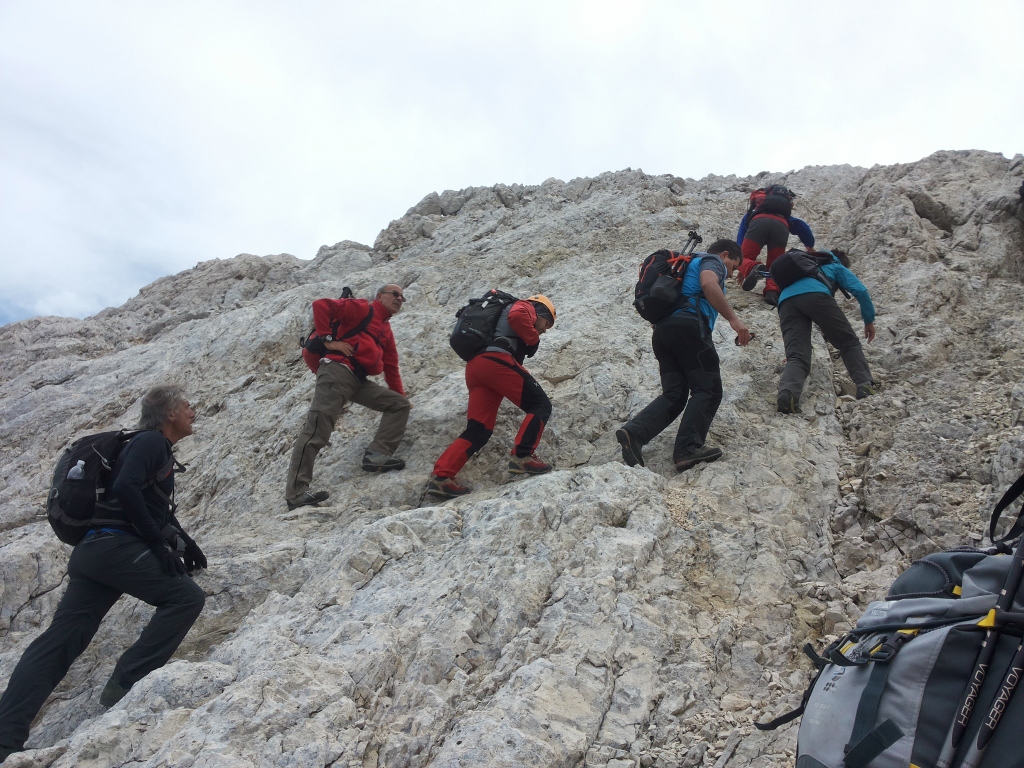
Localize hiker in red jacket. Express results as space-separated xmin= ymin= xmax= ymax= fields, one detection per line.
xmin=427 ymin=295 xmax=556 ymax=499
xmin=285 ymin=284 xmax=411 ymax=510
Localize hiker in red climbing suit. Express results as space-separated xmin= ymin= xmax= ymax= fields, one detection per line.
xmin=735 ymin=185 xmax=815 ymax=306
xmin=427 ymin=295 xmax=557 ymax=499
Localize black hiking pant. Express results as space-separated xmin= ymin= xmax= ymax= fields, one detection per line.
xmin=0 ymin=532 xmax=205 ymax=751
xmin=623 ymin=314 xmax=723 ymax=460
xmin=778 ymin=291 xmax=872 ymax=400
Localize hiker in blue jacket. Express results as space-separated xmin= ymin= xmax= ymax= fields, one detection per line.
xmin=776 ymin=250 xmax=877 ymax=414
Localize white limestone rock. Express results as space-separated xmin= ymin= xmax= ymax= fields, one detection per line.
xmin=1 ymin=150 xmax=1023 ymax=766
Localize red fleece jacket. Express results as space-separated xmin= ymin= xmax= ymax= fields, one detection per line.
xmin=310 ymin=298 xmax=404 ymax=395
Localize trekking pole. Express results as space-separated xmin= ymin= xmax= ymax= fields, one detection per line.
xmin=682 ymin=230 xmax=702 ymax=255
xmin=935 ymin=476 xmax=1024 ymax=768
xmin=957 ymin=633 xmax=1024 ymax=768
xmin=933 ymin=537 xmax=1024 ymax=767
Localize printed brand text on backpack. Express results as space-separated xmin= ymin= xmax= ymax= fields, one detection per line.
xmin=633 ymin=231 xmax=702 ymax=324
xmin=757 ymin=473 xmax=1024 ymax=768
xmin=449 ymin=290 xmax=520 ymax=361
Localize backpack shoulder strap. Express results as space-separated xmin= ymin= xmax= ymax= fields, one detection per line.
xmin=339 ymin=305 xmax=375 ymax=340
xmin=989 ymin=472 xmax=1024 ymax=543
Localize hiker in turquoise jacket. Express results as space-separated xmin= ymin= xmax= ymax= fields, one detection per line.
xmin=776 ymin=250 xmax=877 ymax=413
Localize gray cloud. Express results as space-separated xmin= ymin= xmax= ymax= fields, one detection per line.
xmin=1 ymin=0 xmax=1021 ymax=324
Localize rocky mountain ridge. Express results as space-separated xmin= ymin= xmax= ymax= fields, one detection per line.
xmin=1 ymin=149 xmax=1023 ymax=767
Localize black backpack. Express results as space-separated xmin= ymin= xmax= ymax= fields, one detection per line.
xmin=755 ymin=184 xmax=794 ymax=218
xmin=45 ymin=430 xmax=175 ymax=545
xmin=450 ymin=290 xmax=519 ymax=361
xmin=633 ymin=231 xmax=702 ymax=324
xmin=769 ymin=249 xmax=851 ymax=298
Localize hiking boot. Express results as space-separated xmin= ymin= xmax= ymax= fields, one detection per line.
xmin=742 ymin=265 xmax=769 ymax=291
xmin=674 ymin=446 xmax=723 ymax=471
xmin=615 ymin=428 xmax=645 ymax=468
xmin=286 ymin=490 xmax=330 ymax=510
xmin=99 ymin=677 xmax=131 ymax=708
xmin=362 ymin=450 xmax=406 ymax=473
xmin=763 ymin=290 xmax=779 ymax=307
xmin=856 ymin=383 xmax=877 ymax=399
xmin=777 ymin=390 xmax=801 ymax=414
xmin=425 ymin=475 xmax=472 ymax=499
xmin=508 ymin=453 xmax=553 ymax=475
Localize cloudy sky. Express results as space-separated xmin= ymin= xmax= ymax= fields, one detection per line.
xmin=1 ymin=1 xmax=1021 ymax=326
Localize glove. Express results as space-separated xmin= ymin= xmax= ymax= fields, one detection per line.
xmin=153 ymin=543 xmax=187 ymax=577
xmin=182 ymin=539 xmax=207 ymax=573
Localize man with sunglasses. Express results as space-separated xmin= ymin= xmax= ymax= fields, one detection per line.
xmin=285 ymin=284 xmax=411 ymax=510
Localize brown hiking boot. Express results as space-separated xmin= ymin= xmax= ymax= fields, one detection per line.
xmin=425 ymin=475 xmax=472 ymax=499
xmin=508 ymin=453 xmax=553 ymax=475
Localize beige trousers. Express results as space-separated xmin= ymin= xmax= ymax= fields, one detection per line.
xmin=285 ymin=362 xmax=410 ymax=501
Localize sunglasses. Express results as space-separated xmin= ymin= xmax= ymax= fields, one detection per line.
xmin=383 ymin=290 xmax=406 ymax=302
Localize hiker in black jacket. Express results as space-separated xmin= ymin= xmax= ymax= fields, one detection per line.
xmin=0 ymin=385 xmax=206 ymax=763
xmin=617 ymin=240 xmax=750 ymax=471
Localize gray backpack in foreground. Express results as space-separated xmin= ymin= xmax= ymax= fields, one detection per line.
xmin=758 ymin=473 xmax=1024 ymax=768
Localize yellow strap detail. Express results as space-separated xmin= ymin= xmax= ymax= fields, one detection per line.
xmin=841 ymin=642 xmax=856 ymax=654
xmin=953 ymin=585 xmax=962 ymax=596
xmin=898 ymin=628 xmax=919 ymax=637
xmin=978 ymin=609 xmax=997 ymax=628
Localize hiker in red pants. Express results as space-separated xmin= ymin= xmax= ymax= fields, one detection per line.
xmin=735 ymin=185 xmax=815 ymax=306
xmin=427 ymin=295 xmax=556 ymax=499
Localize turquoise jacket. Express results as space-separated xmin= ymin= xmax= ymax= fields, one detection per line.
xmin=777 ymin=254 xmax=876 ymax=323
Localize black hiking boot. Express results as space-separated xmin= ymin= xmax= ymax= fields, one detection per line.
xmin=763 ymin=290 xmax=779 ymax=307
xmin=742 ymin=265 xmax=769 ymax=291
xmin=674 ymin=446 xmax=723 ymax=471
xmin=99 ymin=677 xmax=131 ymax=708
xmin=615 ymin=428 xmax=645 ymax=467
xmin=777 ymin=390 xmax=801 ymax=414
xmin=286 ymin=490 xmax=330 ymax=511
xmin=856 ymin=383 xmax=877 ymax=399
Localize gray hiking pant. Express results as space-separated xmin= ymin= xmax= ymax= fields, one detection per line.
xmin=0 ymin=532 xmax=205 ymax=751
xmin=778 ymin=292 xmax=872 ymax=400
xmin=285 ymin=361 xmax=410 ymax=501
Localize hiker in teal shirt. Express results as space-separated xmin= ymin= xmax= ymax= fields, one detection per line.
xmin=776 ymin=250 xmax=877 ymax=413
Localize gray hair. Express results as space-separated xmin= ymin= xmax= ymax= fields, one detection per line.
xmin=138 ymin=384 xmax=187 ymax=431
xmin=377 ymin=283 xmax=401 ymax=297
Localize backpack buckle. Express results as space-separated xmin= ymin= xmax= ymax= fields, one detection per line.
xmin=867 ymin=629 xmax=917 ymax=662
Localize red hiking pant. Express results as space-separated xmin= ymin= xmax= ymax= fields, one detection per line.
xmin=433 ymin=353 xmax=552 ymax=478
xmin=738 ymin=214 xmax=790 ymax=293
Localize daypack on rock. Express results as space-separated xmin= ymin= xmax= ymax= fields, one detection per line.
xmin=769 ymin=249 xmax=850 ymax=298
xmin=449 ymin=289 xmax=520 ymax=361
xmin=46 ymin=430 xmax=178 ymax=545
xmin=300 ymin=287 xmax=375 ymax=373
xmin=633 ymin=231 xmax=702 ymax=324
xmin=755 ymin=184 xmax=795 ymax=218
xmin=757 ymin=472 xmax=1024 ymax=768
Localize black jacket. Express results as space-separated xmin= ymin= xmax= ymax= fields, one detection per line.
xmin=106 ymin=431 xmax=179 ymax=547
